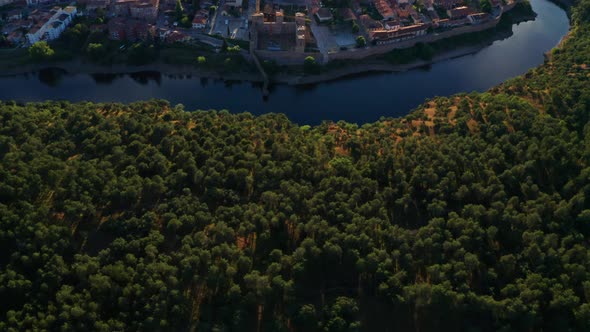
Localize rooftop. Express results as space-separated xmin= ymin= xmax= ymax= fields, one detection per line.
xmin=316 ymin=8 xmax=333 ymax=19
xmin=339 ymin=7 xmax=356 ymax=21
xmin=193 ymin=15 xmax=207 ymax=24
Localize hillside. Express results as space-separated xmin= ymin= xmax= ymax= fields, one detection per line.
xmin=1 ymin=1 xmax=589 ymax=331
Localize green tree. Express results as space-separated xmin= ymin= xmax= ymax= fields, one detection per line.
xmin=86 ymin=43 xmax=106 ymax=62
xmin=355 ymin=35 xmax=366 ymax=48
xmin=352 ymin=20 xmax=360 ymax=33
xmin=227 ymin=45 xmax=241 ymax=53
xmin=29 ymin=41 xmax=55 ymax=61
xmin=175 ymin=0 xmax=184 ymax=21
xmin=303 ymin=56 xmax=319 ymax=74
xmin=180 ymin=15 xmax=191 ymax=28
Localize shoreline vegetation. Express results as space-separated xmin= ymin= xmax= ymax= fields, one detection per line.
xmin=0 ymin=2 xmax=541 ymax=87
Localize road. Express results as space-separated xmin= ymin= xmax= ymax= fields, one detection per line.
xmin=208 ymin=4 xmax=220 ymax=34
xmin=309 ymin=22 xmax=335 ymax=64
xmin=208 ymin=1 xmax=250 ymax=40
xmin=174 ymin=28 xmax=225 ymax=47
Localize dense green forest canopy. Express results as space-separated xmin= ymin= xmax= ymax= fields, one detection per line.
xmin=1 ymin=1 xmax=590 ymax=331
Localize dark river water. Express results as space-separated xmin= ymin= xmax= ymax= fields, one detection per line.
xmin=0 ymin=0 xmax=569 ymax=125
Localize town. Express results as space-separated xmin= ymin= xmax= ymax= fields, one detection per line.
xmin=0 ymin=0 xmax=518 ymax=67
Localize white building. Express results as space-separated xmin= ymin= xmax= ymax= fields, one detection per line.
xmin=64 ymin=6 xmax=78 ymax=17
xmin=46 ymin=21 xmax=64 ymax=40
xmin=26 ymin=7 xmax=77 ymax=45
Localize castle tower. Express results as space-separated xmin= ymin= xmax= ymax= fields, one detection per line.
xmin=275 ymin=11 xmax=284 ymax=35
xmin=295 ymin=12 xmax=306 ymax=53
xmin=251 ymin=12 xmax=264 ymax=27
xmin=250 ymin=12 xmax=264 ymax=51
xmin=295 ymin=33 xmax=305 ymax=52
xmin=295 ymin=12 xmax=305 ymax=25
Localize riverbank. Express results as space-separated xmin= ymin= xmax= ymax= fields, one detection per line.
xmin=0 ymin=22 xmax=537 ymax=87
xmin=276 ymin=43 xmax=495 ymax=85
xmin=0 ymin=40 xmax=517 ymax=87
xmin=0 ymin=60 xmax=265 ymax=82
xmin=0 ymin=0 xmax=548 ymax=87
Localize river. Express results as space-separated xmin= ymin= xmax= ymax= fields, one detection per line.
xmin=0 ymin=0 xmax=569 ymax=125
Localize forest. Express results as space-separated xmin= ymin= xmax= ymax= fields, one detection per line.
xmin=1 ymin=0 xmax=590 ymax=331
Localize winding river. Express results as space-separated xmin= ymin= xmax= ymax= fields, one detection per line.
xmin=0 ymin=0 xmax=569 ymax=124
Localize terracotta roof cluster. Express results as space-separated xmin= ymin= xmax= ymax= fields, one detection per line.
xmin=108 ymin=17 xmax=156 ymax=40
xmin=339 ymin=7 xmax=356 ymax=21
xmin=359 ymin=14 xmax=383 ymax=30
xmin=374 ymin=0 xmax=394 ymax=18
xmin=395 ymin=3 xmax=410 ymax=18
xmin=192 ymin=8 xmax=209 ymax=25
xmin=434 ymin=0 xmax=462 ymax=9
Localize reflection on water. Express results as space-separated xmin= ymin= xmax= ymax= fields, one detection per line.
xmin=1 ymin=0 xmax=569 ymax=125
xmin=37 ymin=68 xmax=67 ymax=87
xmin=91 ymin=73 xmax=122 ymax=85
xmin=129 ymin=71 xmax=161 ymax=85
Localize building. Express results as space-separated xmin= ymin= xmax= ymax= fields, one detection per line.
xmin=467 ymin=12 xmax=490 ymax=24
xmin=112 ymin=0 xmax=135 ymax=16
xmin=339 ymin=8 xmax=356 ymax=22
xmin=7 ymin=30 xmax=24 ymax=44
xmin=434 ymin=0 xmax=463 ymax=9
xmin=112 ymin=0 xmax=159 ymax=22
xmin=107 ymin=17 xmax=156 ymax=40
xmin=45 ymin=20 xmax=64 ymax=40
xmin=86 ymin=0 xmax=110 ymax=11
xmin=375 ymin=0 xmax=395 ymax=20
xmin=427 ymin=8 xmax=439 ymax=21
xmin=130 ymin=1 xmax=159 ymax=21
xmin=395 ymin=3 xmax=411 ymax=19
xmin=436 ymin=17 xmax=468 ymax=27
xmin=166 ymin=30 xmax=189 ymax=43
xmin=192 ymin=14 xmax=207 ymax=29
xmin=352 ymin=0 xmax=362 ymax=14
xmin=64 ymin=6 xmax=78 ymax=17
xmin=447 ymin=6 xmax=472 ymax=19
xmin=384 ymin=19 xmax=400 ymax=30
xmin=108 ymin=17 xmax=127 ymax=39
xmin=225 ymin=0 xmax=242 ymax=7
xmin=7 ymin=10 xmax=23 ymax=22
xmin=25 ymin=6 xmax=77 ymax=44
xmin=359 ymin=14 xmax=383 ymax=31
xmin=191 ymin=8 xmax=209 ymax=29
xmin=369 ymin=23 xmax=428 ymax=44
xmin=26 ymin=0 xmax=54 ymax=6
xmin=251 ymin=11 xmax=306 ymax=53
xmin=315 ymin=8 xmax=333 ymax=23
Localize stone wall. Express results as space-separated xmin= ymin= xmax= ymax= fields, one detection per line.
xmin=256 ymin=50 xmax=322 ymax=65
